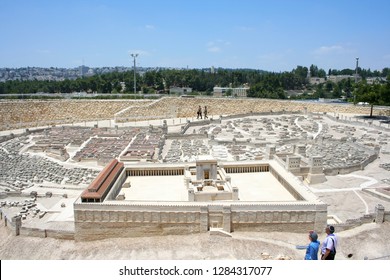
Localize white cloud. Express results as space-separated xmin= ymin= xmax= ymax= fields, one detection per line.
xmin=145 ymin=24 xmax=155 ymax=30
xmin=208 ymin=46 xmax=221 ymax=53
xmin=312 ymin=45 xmax=354 ymax=55
xmin=207 ymin=40 xmax=230 ymax=53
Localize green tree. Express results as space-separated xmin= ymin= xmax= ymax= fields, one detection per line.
xmin=380 ymin=76 xmax=390 ymax=105
xmin=318 ymin=69 xmax=327 ymax=78
xmin=382 ymin=68 xmax=390 ymax=77
xmin=310 ymin=64 xmax=319 ymax=77
xmin=316 ymin=83 xmax=325 ymax=98
xmin=325 ymin=81 xmax=333 ymax=93
xmin=293 ymin=66 xmax=308 ymax=82
xmin=332 ymin=83 xmax=342 ymax=98
xmin=356 ymin=82 xmax=381 ymax=117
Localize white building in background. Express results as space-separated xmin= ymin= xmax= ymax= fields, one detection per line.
xmin=213 ymin=86 xmax=250 ymax=97
xmin=309 ymin=77 xmax=326 ymax=85
xmin=78 ymin=65 xmax=89 ymax=77
xmin=327 ymin=75 xmax=361 ymax=83
xmin=366 ymin=77 xmax=386 ymax=84
xmin=169 ymin=87 xmax=192 ymax=95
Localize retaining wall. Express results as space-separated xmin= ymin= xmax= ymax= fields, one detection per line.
xmin=0 ymin=99 xmax=152 ymax=131
xmin=2 ymin=97 xmax=388 ymax=131
xmin=73 ymin=201 xmax=326 ymax=241
xmin=115 ymin=97 xmax=387 ymax=122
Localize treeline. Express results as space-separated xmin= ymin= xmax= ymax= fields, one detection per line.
xmin=0 ymin=68 xmax=273 ymax=94
xmin=0 ymin=66 xmax=389 ymax=101
xmin=328 ymin=67 xmax=390 ymax=79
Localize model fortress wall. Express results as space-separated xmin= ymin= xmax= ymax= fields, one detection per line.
xmin=74 ymin=156 xmax=327 ymax=241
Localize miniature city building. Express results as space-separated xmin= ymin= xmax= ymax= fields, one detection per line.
xmin=187 ymin=156 xmax=238 ymax=202
xmin=286 ymin=156 xmax=301 ymax=172
xmin=294 ymin=144 xmax=306 ymax=156
xmin=196 ymin=155 xmax=218 ymax=180
xmin=266 ymin=145 xmax=276 ymax=159
xmin=306 ymin=156 xmax=326 ymax=184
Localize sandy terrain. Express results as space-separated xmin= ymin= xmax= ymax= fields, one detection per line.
xmin=1 ymin=220 xmax=389 ymax=260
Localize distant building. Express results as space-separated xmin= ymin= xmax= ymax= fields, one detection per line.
xmin=169 ymin=87 xmax=192 ymax=95
xmin=309 ymin=77 xmax=326 ymax=85
xmin=86 ymin=68 xmax=95 ymax=76
xmin=366 ymin=77 xmax=386 ymax=84
xmin=327 ymin=75 xmax=361 ymax=83
xmin=213 ymin=86 xmax=249 ymax=97
xmin=78 ymin=65 xmax=89 ymax=77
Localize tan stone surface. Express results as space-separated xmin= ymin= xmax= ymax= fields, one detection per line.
xmin=1 ymin=98 xmax=387 ymax=131
xmin=1 ymin=219 xmax=389 ymax=260
xmin=0 ymin=100 xmax=152 ymax=130
xmin=121 ymin=171 xmax=297 ymax=202
xmin=115 ymin=97 xmax=385 ymax=121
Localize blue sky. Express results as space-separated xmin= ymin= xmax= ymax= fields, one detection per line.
xmin=1 ymin=0 xmax=390 ymax=71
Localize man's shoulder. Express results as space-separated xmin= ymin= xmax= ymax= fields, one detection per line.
xmin=324 ymin=235 xmax=333 ymax=242
xmin=329 ymin=234 xmax=337 ymax=239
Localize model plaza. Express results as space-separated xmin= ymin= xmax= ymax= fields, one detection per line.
xmin=120 ymin=158 xmax=295 ymax=202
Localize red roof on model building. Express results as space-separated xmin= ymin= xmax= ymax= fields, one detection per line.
xmin=81 ymin=159 xmax=124 ymax=202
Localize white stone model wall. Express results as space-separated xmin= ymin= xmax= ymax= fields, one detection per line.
xmin=72 ymin=160 xmax=328 ymax=241
xmin=73 ymin=202 xmax=327 ymax=241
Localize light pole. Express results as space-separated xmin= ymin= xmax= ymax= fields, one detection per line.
xmin=354 ymin=57 xmax=359 ymax=104
xmin=355 ymin=57 xmax=359 ymax=83
xmin=130 ymin=53 xmax=138 ymax=94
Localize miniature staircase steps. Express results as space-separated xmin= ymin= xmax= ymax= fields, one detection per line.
xmin=209 ymin=228 xmax=232 ymax=237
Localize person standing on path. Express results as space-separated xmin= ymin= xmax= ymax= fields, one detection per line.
xmin=304 ymin=230 xmax=320 ymax=260
xmin=321 ymin=225 xmax=338 ymax=260
xmin=197 ymin=106 xmax=202 ymax=119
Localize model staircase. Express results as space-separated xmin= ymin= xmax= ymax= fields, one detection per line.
xmin=209 ymin=228 xmax=232 ymax=237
